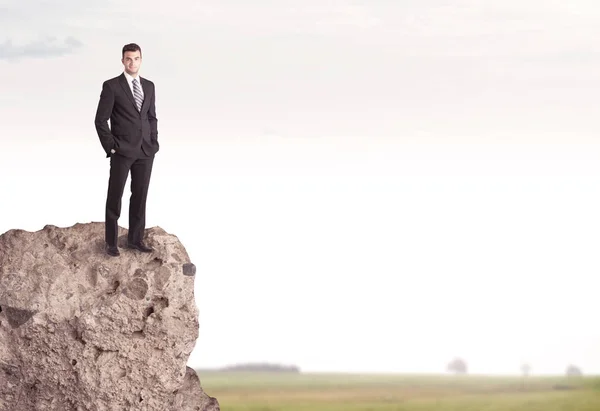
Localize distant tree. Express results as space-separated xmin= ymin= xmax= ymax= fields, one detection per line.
xmin=447 ymin=357 xmax=468 ymax=374
xmin=520 ymin=363 xmax=532 ymax=390
xmin=566 ymin=365 xmax=582 ymax=377
xmin=220 ymin=362 xmax=300 ymax=373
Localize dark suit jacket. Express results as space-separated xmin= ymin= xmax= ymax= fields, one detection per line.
xmin=94 ymin=73 xmax=159 ymax=158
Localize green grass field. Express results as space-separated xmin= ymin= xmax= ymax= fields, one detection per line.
xmin=197 ymin=371 xmax=600 ymax=411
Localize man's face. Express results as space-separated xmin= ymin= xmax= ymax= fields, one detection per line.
xmin=122 ymin=50 xmax=142 ymax=76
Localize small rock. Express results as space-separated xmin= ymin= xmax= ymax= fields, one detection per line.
xmin=182 ymin=263 xmax=196 ymax=276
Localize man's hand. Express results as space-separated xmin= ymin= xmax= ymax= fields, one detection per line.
xmin=95 ymin=81 xmax=116 ymax=157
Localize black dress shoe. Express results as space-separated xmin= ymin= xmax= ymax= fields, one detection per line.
xmin=106 ymin=244 xmax=120 ymax=257
xmin=127 ymin=241 xmax=153 ymax=253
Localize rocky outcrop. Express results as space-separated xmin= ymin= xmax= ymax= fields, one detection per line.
xmin=0 ymin=222 xmax=219 ymax=411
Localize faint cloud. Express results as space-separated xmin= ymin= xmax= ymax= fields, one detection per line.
xmin=314 ymin=3 xmax=382 ymax=31
xmin=0 ymin=36 xmax=83 ymax=61
xmin=0 ymin=0 xmax=111 ymax=50
xmin=138 ymin=1 xmax=384 ymax=37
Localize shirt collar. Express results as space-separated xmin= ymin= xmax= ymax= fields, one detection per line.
xmin=123 ymin=71 xmax=141 ymax=83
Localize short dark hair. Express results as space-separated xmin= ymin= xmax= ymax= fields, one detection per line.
xmin=122 ymin=43 xmax=142 ymax=58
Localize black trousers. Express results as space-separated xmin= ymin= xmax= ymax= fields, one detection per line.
xmin=105 ymin=153 xmax=154 ymax=247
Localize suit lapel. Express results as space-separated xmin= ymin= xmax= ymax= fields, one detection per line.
xmin=118 ymin=73 xmax=138 ymax=111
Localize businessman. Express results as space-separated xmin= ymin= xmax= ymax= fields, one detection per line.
xmin=94 ymin=43 xmax=159 ymax=257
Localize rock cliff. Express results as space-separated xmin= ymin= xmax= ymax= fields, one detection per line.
xmin=0 ymin=222 xmax=219 ymax=411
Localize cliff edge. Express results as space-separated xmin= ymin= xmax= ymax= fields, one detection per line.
xmin=0 ymin=222 xmax=219 ymax=411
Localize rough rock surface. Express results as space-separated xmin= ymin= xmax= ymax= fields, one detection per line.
xmin=0 ymin=222 xmax=219 ymax=411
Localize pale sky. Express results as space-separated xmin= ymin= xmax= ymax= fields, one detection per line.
xmin=2 ymin=0 xmax=600 ymax=375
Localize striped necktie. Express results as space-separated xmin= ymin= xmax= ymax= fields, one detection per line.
xmin=132 ymin=78 xmax=143 ymax=111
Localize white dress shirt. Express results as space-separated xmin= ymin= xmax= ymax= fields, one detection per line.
xmin=123 ymin=71 xmax=144 ymax=99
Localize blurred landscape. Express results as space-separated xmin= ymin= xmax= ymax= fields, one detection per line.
xmin=195 ymin=362 xmax=598 ymax=410
xmin=197 ymin=369 xmax=600 ymax=411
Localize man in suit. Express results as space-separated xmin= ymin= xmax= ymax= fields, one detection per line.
xmin=94 ymin=43 xmax=159 ymax=257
